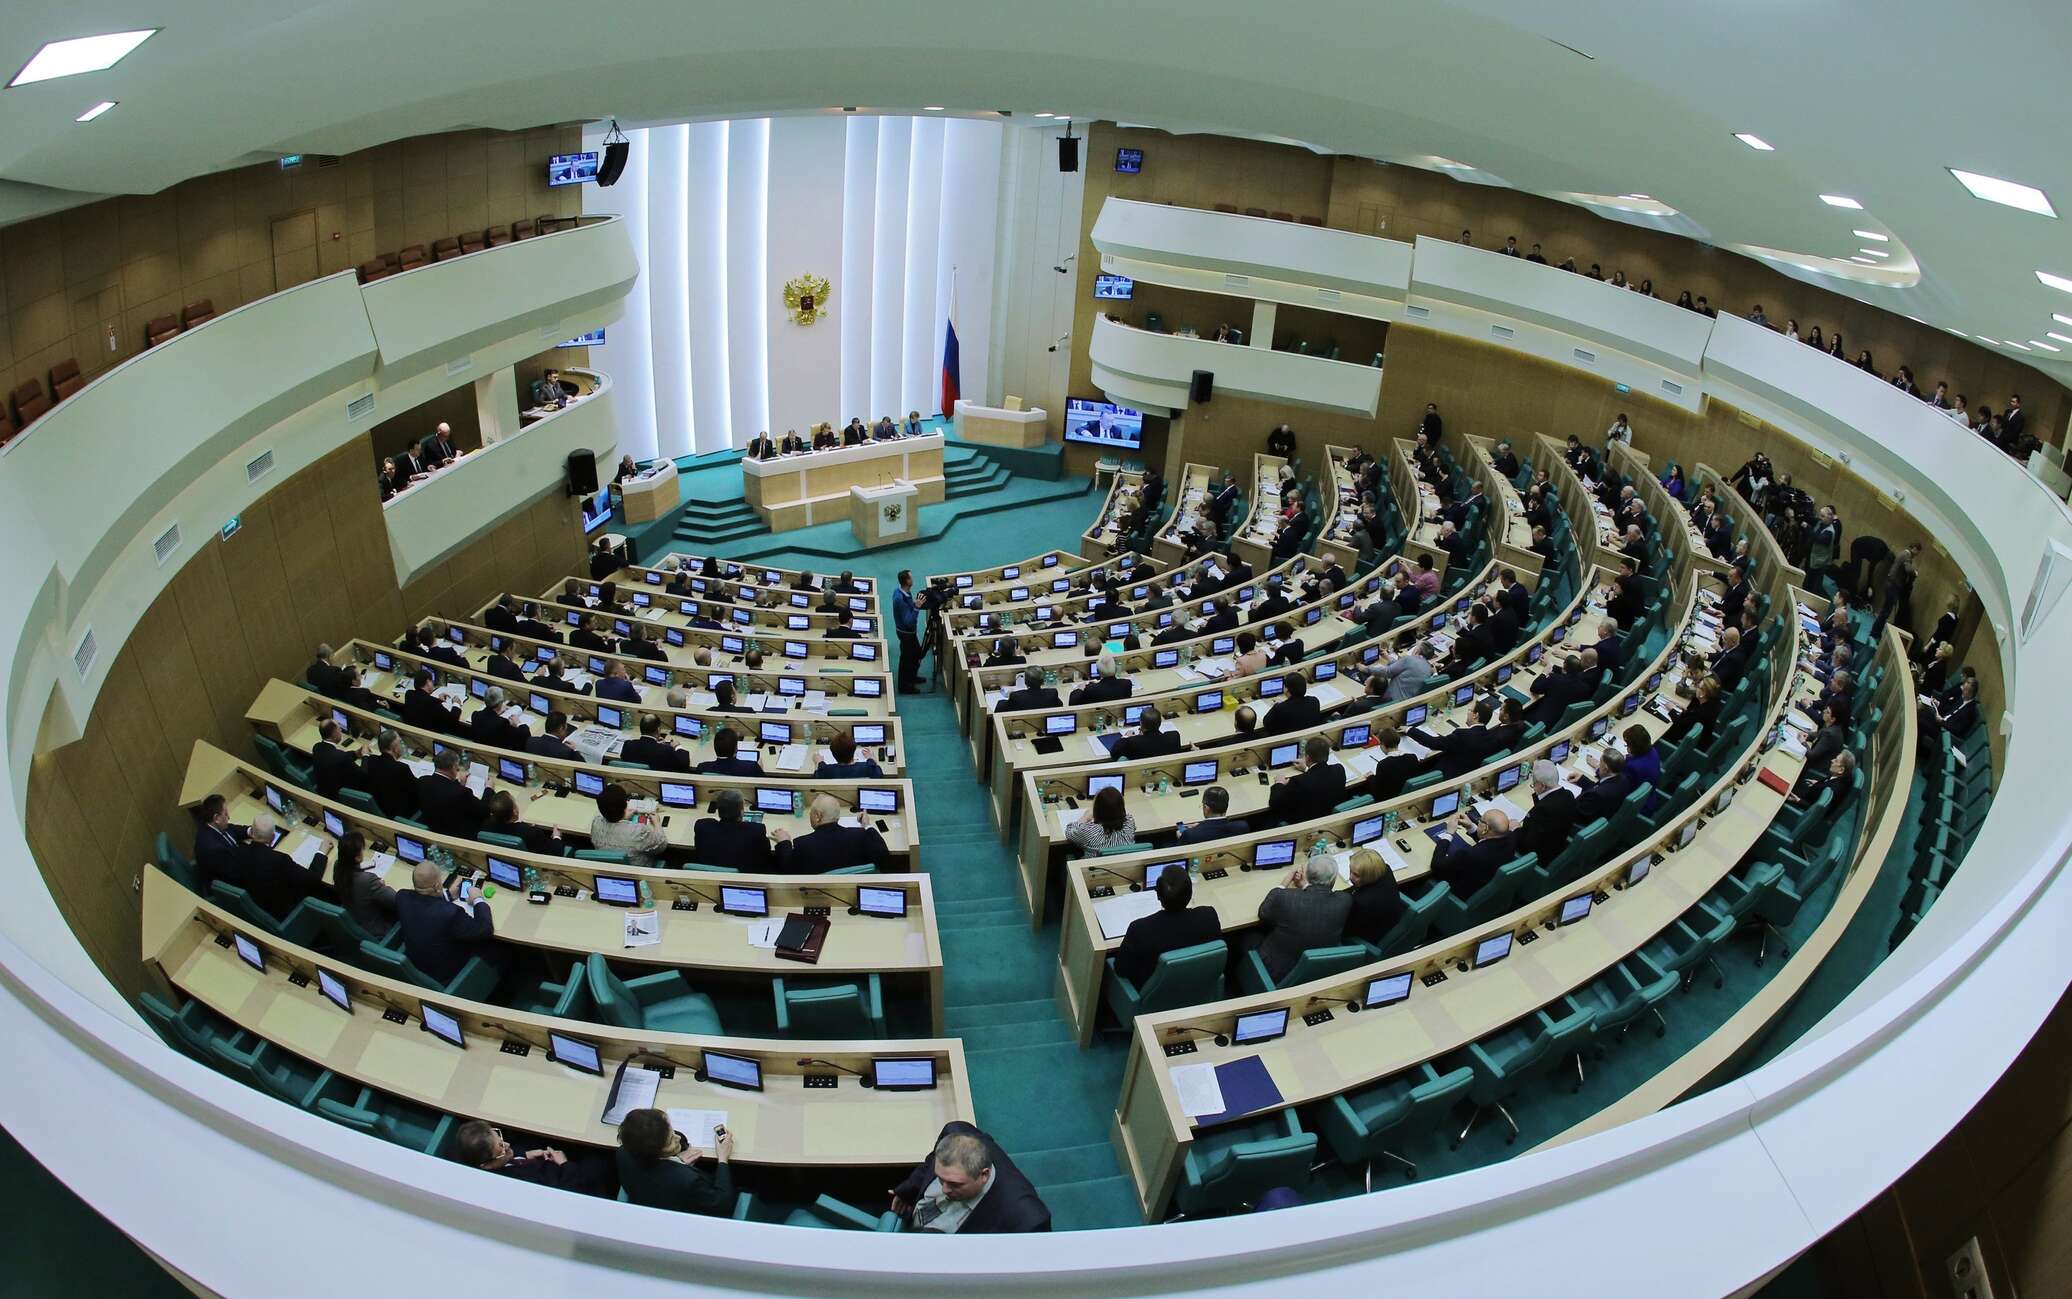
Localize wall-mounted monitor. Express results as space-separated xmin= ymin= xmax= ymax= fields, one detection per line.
xmin=559 ymin=328 xmax=605 ymax=347
xmin=1092 ymin=273 xmax=1135 ymax=300
xmin=1063 ymin=397 xmax=1145 ymax=450
xmin=547 ymin=152 xmax=599 ymax=186
xmin=1115 ymin=147 xmax=1144 ymax=174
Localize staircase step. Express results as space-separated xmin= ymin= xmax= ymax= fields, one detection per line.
xmin=1013 ymin=1142 xmax=1128 ymax=1189
xmin=954 ymin=1018 xmax=1075 ymax=1051
xmin=942 ymin=997 xmax=1056 ymax=1029
xmin=1044 ymin=1176 xmax=1147 ymax=1231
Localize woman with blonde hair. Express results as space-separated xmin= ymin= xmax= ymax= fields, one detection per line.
xmin=1341 ymin=847 xmax=1408 ymax=949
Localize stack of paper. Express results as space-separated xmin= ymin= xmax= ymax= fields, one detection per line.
xmin=1093 ymin=889 xmax=1163 ymax=940
xmin=466 ymin=762 xmax=491 ymax=797
xmin=775 ymin=744 xmax=808 ymax=773
xmin=286 ymin=835 xmax=324 ymax=867
xmin=602 ymin=1066 xmax=661 ymax=1126
xmin=1170 ymin=1062 xmax=1227 ymax=1119
xmin=406 ymin=758 xmax=435 ymax=779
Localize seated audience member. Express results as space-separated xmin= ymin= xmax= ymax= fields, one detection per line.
xmin=1114 ymin=706 xmax=1183 ymax=761
xmin=238 ymin=811 xmax=329 ymax=923
xmin=616 ymin=1108 xmax=735 ymax=1216
xmin=395 ymin=858 xmax=498 ymax=985
xmin=1340 ymin=848 xmax=1407 ymax=950
xmin=595 ymin=661 xmax=642 ymax=704
xmin=192 ymin=794 xmax=248 ymax=892
xmin=589 ymin=782 xmax=669 ymax=868
xmin=364 ymin=728 xmax=422 ymax=819
xmin=891 ymin=1124 xmax=1052 ymax=1234
xmin=1070 ymin=653 xmax=1133 ymax=706
xmin=527 ymin=711 xmax=583 ymax=761
xmin=468 ymin=685 xmax=531 ymax=752
xmin=814 ymin=731 xmax=883 ymax=778
xmin=532 ymin=368 xmax=569 ymax=408
xmin=1266 ymin=736 xmax=1347 ymax=826
xmin=455 ymin=1120 xmax=614 ymax=1197
xmin=402 ymin=669 xmax=464 ymax=735
xmin=1794 ymin=749 xmax=1857 ymax=807
xmin=1262 ymin=673 xmax=1322 ymax=736
xmin=1351 ymin=723 xmax=1424 ymax=803
xmin=774 ymin=794 xmax=889 ymax=873
xmin=1174 ymin=785 xmax=1247 ymax=845
xmin=984 ymin=636 xmax=1025 ymax=668
xmin=622 ymin=712 xmax=692 ymax=772
xmin=310 ymin=719 xmax=363 ymax=798
xmin=1623 ymin=725 xmax=1663 ymax=788
xmin=1429 ymin=809 xmax=1518 ymax=898
xmin=417 ymin=748 xmax=488 ymax=839
xmin=485 ymin=789 xmax=559 ymax=855
xmin=693 ymin=789 xmax=773 ymax=871
xmin=1253 ymin=855 xmax=1352 ymax=984
xmin=329 ymin=832 xmax=397 ymax=933
xmin=1065 ymin=786 xmax=1136 ymax=855
xmin=1515 ymin=760 xmax=1578 ymax=861
xmin=1114 ymin=867 xmax=1221 ymax=985
xmin=696 ymin=727 xmax=762 ymax=776
xmin=1000 ymin=675 xmax=1062 ymax=714
xmin=1573 ymin=749 xmax=1635 ymax=823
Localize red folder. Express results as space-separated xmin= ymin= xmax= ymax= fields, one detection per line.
xmin=1755 ymin=767 xmax=1792 ymax=796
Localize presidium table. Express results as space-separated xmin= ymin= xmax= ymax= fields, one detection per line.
xmin=743 ymin=433 xmax=945 ymax=533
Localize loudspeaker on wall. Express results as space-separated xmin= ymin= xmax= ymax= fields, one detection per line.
xmin=1058 ymin=137 xmax=1079 ymax=172
xmin=567 ymin=450 xmax=599 ymax=495
xmin=597 ymin=141 xmax=630 ymax=187
xmin=1191 ymin=370 xmax=1214 ymax=403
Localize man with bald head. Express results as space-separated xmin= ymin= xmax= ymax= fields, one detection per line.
xmin=1430 ymin=807 xmax=1519 ymax=898
xmin=239 ymin=811 xmax=330 ymax=922
xmin=394 ymin=858 xmax=498 ymax=987
xmin=771 ymin=793 xmax=889 ymax=874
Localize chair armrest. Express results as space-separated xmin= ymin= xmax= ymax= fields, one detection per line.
xmin=1238 ymin=949 xmax=1273 ymax=995
xmin=810 ymin=1195 xmax=883 ymax=1230
xmin=624 ymin=969 xmax=689 ymax=1005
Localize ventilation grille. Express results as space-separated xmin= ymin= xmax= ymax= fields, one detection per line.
xmin=153 ymin=523 xmax=181 ymax=567
xmin=1660 ymin=379 xmax=1685 ymax=396
xmin=73 ymin=628 xmax=98 ymax=678
xmin=1490 ymin=324 xmax=1515 ymax=340
xmin=246 ymin=449 xmax=275 ymax=482
xmin=1573 ymin=347 xmax=1597 ymax=363
xmin=347 ymin=393 xmax=375 ymax=422
xmin=1222 ymin=273 xmax=1251 ymax=289
xmin=1405 ymin=304 xmax=1430 ymax=320
xmin=540 ymin=324 xmax=562 ymax=340
xmin=446 ymin=356 xmax=473 ymax=377
xmin=1315 ymin=288 xmax=1342 ymax=303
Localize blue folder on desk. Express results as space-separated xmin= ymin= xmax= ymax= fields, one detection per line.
xmin=1193 ymin=1055 xmax=1284 ymax=1127
xmin=1095 ymin=732 xmax=1123 ymax=756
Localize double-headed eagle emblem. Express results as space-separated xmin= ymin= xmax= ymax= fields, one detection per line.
xmin=783 ymin=273 xmax=831 ymax=325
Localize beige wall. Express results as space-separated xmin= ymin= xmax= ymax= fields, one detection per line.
xmin=23 ymin=440 xmax=585 ymax=999
xmin=0 ymin=125 xmax=584 ymax=408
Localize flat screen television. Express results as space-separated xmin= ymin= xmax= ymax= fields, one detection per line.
xmin=1062 ymin=397 xmax=1145 ymax=450
xmin=547 ymin=152 xmax=599 ymax=186
xmin=1092 ymin=273 xmax=1135 ymax=300
xmin=581 ymin=487 xmax=613 ymax=534
xmin=1115 ymin=147 xmax=1144 ymax=174
xmin=559 ymin=328 xmax=604 ymax=347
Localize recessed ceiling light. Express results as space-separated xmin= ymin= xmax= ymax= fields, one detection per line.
xmin=1033 ymin=112 xmax=1053 ymax=118
xmin=1848 ymin=256 xmax=1877 ymax=264
xmin=1949 ymin=329 xmax=1970 ymax=338
xmin=2055 ymin=314 xmax=2072 ymax=328
xmin=8 ymin=29 xmax=157 ymax=87
xmin=2004 ymin=340 xmax=2032 ymax=351
xmin=1854 ymin=230 xmax=1888 ymax=242
xmin=1948 ymin=168 xmax=2057 ymax=218
xmin=1858 ymin=247 xmax=1890 ymax=258
xmin=1734 ymin=133 xmax=1774 ymax=151
xmin=1978 ymin=336 xmax=2003 ymax=345
xmin=73 ymin=99 xmax=116 ymax=122
xmin=2047 ymin=332 xmax=2072 ymax=346
xmin=2038 ymin=271 xmax=2072 ymax=294
xmin=1821 ymin=194 xmax=1864 ymax=210
xmin=1622 ymin=193 xmax=1652 ymax=200
xmin=922 ymin=105 xmax=944 ymax=112
xmin=2029 ymin=340 xmax=2061 ymax=352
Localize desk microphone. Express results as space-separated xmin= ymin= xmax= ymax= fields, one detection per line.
xmin=1083 ymin=864 xmax=1141 ymax=891
xmin=1163 ymin=1023 xmax=1231 ymax=1048
xmin=671 ymin=883 xmax=721 ymax=905
xmin=796 ymin=1057 xmax=873 ymax=1087
xmin=801 ymin=886 xmax=858 ymax=915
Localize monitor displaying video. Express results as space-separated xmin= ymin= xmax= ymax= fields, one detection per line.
xmin=1364 ymin=972 xmax=1414 ymax=1008
xmin=1092 ymin=273 xmax=1135 ymax=300
xmin=719 ymin=885 xmax=769 ymax=917
xmin=858 ymin=787 xmax=899 ymax=814
xmin=1232 ymin=1008 xmax=1288 ymax=1045
xmin=1182 ymin=760 xmax=1217 ymax=786
xmin=1063 ymin=397 xmax=1145 ymax=450
xmin=857 ymin=885 xmax=907 ymax=917
xmin=1115 ymin=147 xmax=1144 ymax=174
xmin=1254 ymin=839 xmax=1296 ymax=868
xmin=1473 ymin=932 xmax=1515 ymax=968
xmin=547 ymin=152 xmax=600 ymax=186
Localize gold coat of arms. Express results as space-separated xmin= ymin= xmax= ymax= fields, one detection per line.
xmin=783 ymin=273 xmax=832 ymax=325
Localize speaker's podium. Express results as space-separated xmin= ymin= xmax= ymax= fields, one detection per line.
xmin=850 ymin=479 xmax=920 ymax=548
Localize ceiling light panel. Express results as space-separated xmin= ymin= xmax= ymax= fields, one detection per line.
xmin=8 ymin=30 xmax=157 ymax=87
xmin=2039 ymin=272 xmax=2072 ymax=294
xmin=1948 ymin=168 xmax=2057 ymax=217
xmin=1821 ymin=195 xmax=1864 ymax=209
xmin=1854 ymin=230 xmax=1888 ymax=242
xmin=1734 ymin=133 xmax=1774 ymax=151
xmin=74 ymin=99 xmax=116 ymax=122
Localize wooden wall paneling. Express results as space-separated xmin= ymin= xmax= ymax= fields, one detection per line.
xmin=23 ymin=748 xmax=143 ymax=1002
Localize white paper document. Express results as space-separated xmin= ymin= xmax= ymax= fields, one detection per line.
xmin=745 ymin=918 xmax=782 ymax=949
xmin=667 ymin=1108 xmax=729 ymax=1149
xmin=364 ymin=851 xmax=395 ymax=875
xmin=623 ymin=911 xmax=660 ymax=948
xmin=1170 ymin=1062 xmax=1227 ymax=1119
xmin=1093 ymin=889 xmax=1164 ymax=940
xmin=601 ymin=1066 xmax=661 ymax=1126
xmin=406 ymin=759 xmax=435 ymax=779
xmin=776 ymin=744 xmax=809 ymax=772
xmin=286 ymin=834 xmax=324 ymax=868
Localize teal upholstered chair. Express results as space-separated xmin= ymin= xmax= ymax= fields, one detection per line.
xmin=356 ymin=939 xmax=500 ymax=1003
xmin=1314 ymin=1061 xmax=1475 ymax=1187
xmin=1365 ymin=882 xmax=1449 ymax=958
xmin=1105 ymin=940 xmax=1228 ymax=1026
xmin=1456 ymin=998 xmax=1598 ymax=1146
xmin=772 ymin=974 xmax=886 ymax=1037
xmin=1574 ymin=956 xmax=1679 ymax=1045
xmin=298 ymin=897 xmax=400 ymax=956
xmin=1172 ymin=1109 xmax=1316 ymax=1218
xmin=586 ymin=953 xmax=723 ymax=1034
xmin=1237 ymin=942 xmax=1368 ymax=995
xmin=153 ymin=832 xmax=202 ymax=895
xmin=316 ymin=1089 xmax=455 ymax=1155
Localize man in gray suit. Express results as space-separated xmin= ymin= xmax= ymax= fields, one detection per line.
xmin=1252 ymin=855 xmax=1352 ymax=985
xmin=1371 ymin=640 xmax=1435 ymax=702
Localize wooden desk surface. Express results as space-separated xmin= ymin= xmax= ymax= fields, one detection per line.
xmin=617 ymin=557 xmax=878 ymax=596
xmin=930 ymin=548 xmax=1091 ymax=594
xmin=530 ymin=585 xmax=883 ymax=646
xmin=247 ymin=680 xmax=922 ymax=862
xmin=1315 ymin=446 xmax=1365 ymax=570
xmin=145 ymin=869 xmax=968 ymax=1164
xmin=181 ymin=742 xmax=942 ymax=997
xmin=1151 ymin=464 xmax=1218 ymax=564
xmin=1463 ymin=435 xmax=1538 ymax=555
xmin=1082 ymin=470 xmax=1145 ymax=557
xmin=340 ymin=639 xmax=906 ymax=776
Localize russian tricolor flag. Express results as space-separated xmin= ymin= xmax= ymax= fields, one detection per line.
xmin=940 ymin=272 xmax=961 ymax=418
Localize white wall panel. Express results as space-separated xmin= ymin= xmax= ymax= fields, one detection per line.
xmin=725 ymin=118 xmax=771 ymax=446
xmin=839 ymin=118 xmax=879 ymax=423
xmin=900 ymin=118 xmax=945 ymax=418
xmin=643 ymin=125 xmax=693 ymax=458
xmin=869 ymin=118 xmax=913 ymax=419
xmin=763 ymin=117 xmax=847 ymax=436
xmin=994 ymin=122 xmax=1083 ymax=417
xmin=684 ymin=122 xmax=731 ymax=454
xmin=580 ymin=126 xmax=659 ymax=459
xmin=937 ymin=119 xmax=1003 ymax=417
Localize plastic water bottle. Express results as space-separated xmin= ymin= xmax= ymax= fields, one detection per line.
xmin=792 ymin=790 xmax=803 ymax=816
xmin=1156 ymin=771 xmax=1172 ymax=795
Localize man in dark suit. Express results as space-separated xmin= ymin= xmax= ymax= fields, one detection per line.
xmin=307 ymin=644 xmax=348 ymax=696
xmin=485 ymin=646 xmax=529 ymax=684
xmin=467 ymin=686 xmax=530 ymax=752
xmin=192 ymin=794 xmax=248 ymax=893
xmin=1351 ymin=725 xmax=1425 ymax=803
xmin=813 ymin=731 xmax=883 ymax=779
xmin=692 ymin=790 xmax=773 ymax=870
xmin=1356 ymin=586 xmax=1403 ymax=636
xmin=394 ymin=859 xmax=498 ymax=986
xmin=1417 ymin=699 xmax=1504 ymax=779
xmin=2002 ymin=394 xmax=2027 ymax=450
xmin=1446 ymin=603 xmax=1502 ymax=670
xmin=1200 ymin=601 xmax=1240 ymax=636
xmin=514 ymin=603 xmax=561 ymax=643
xmin=1573 ymin=749 xmax=1634 ymax=823
xmin=453 ymin=1121 xmax=615 ymax=1198
xmin=1588 ymin=617 xmax=1626 ymax=676
xmin=1070 ymin=653 xmax=1133 ymax=706
xmin=1497 ymin=571 xmax=1530 ymax=624
xmin=1524 ymin=651 xmax=1597 ymax=728
xmin=1718 ymin=566 xmax=1752 ymax=629
xmin=1515 ymin=761 xmax=1578 ymax=862
xmin=595 ymin=662 xmax=642 ymax=704
xmin=484 ymin=790 xmax=559 ymax=856
xmin=1253 ymin=855 xmax=1354 ymax=984
xmin=364 ymin=729 xmax=421 ymax=819
xmin=622 ymin=713 xmax=692 ymax=773
xmin=568 ymin=614 xmax=615 ymax=655
xmin=891 ymin=1122 xmax=1052 ymax=1233
xmin=1115 ymin=868 xmax=1221 ymax=985
xmin=238 ymin=812 xmax=329 ymax=922
xmin=1606 ymin=569 xmax=1646 ymax=630
xmin=621 ymin=629 xmax=668 ymax=663
xmin=1206 ymin=471 xmax=1241 ymax=525
xmin=484 ymin=596 xmax=521 ymax=635
xmin=1707 ymin=627 xmax=1754 ymax=689
xmin=1928 ymin=676 xmax=1980 ymax=739
xmin=409 ymin=624 xmax=469 ymax=670
xmin=527 ymin=712 xmax=583 ymax=761
xmin=402 ymin=670 xmax=463 ymax=736
xmin=1430 ymin=810 xmax=1519 ymax=897
xmin=417 ymin=749 xmax=488 ymax=839
xmin=774 ymin=795 xmax=890 ymax=873
xmin=746 ymin=431 xmax=778 ymax=460
xmin=1440 ymin=486 xmax=1486 ymax=530
xmin=1251 ymin=578 xmax=1294 ymax=624
xmin=309 ymin=719 xmax=363 ymax=798
xmin=1262 ymin=673 xmax=1321 ymax=736
xmin=1174 ymin=786 xmax=1247 ymax=846
xmin=1266 ymin=736 xmax=1347 ymax=827
xmin=696 ymin=727 xmax=763 ymax=776
xmin=1114 ymin=707 xmax=1182 ymax=761
xmin=1000 ymin=679 xmax=1062 ymax=713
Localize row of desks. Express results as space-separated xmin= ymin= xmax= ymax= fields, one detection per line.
xmin=616 ymin=556 xmax=878 ymax=596
xmin=1081 ymin=469 xmax=1146 ymax=557
xmin=1150 ymin=463 xmax=1218 ymax=566
xmin=1229 ymin=452 xmax=1289 ymax=573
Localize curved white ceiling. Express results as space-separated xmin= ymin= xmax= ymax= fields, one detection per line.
xmin=2 ymin=0 xmax=2068 ymax=381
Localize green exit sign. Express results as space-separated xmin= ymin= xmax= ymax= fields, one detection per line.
xmin=221 ymin=515 xmax=242 ymax=541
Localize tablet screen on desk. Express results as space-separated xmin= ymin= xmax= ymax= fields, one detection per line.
xmin=872 ymin=1057 xmax=938 ymax=1090
xmin=264 ymin=786 xmax=287 ymax=814
xmin=1495 ymin=764 xmax=1521 ymax=793
xmin=789 ymin=593 xmax=810 ymax=609
xmin=851 ymin=643 xmax=878 ymax=661
xmin=322 ymin=809 xmax=346 ymax=838
xmin=760 ymin=720 xmax=793 ymax=745
xmin=1183 ymin=760 xmax=1217 ymax=786
xmin=784 ymin=641 xmax=809 ymax=660
xmin=587 ymin=656 xmax=609 ymax=675
xmin=722 ymin=635 xmax=746 ymax=654
xmin=777 ymin=676 xmax=806 ymax=696
xmin=1194 ymin=691 xmax=1223 ymax=715
xmin=1364 ymin=972 xmax=1413 ymax=1008
xmin=596 ymin=705 xmax=624 ymax=729
xmin=613 ymin=619 xmax=633 ymax=637
xmin=1351 ymin=815 xmax=1385 ymax=846
xmin=674 ymin=715 xmax=701 ymax=738
xmin=1009 ymin=587 xmax=1029 ymax=602
xmin=1254 ymin=839 xmax=1296 ymax=869
xmin=1052 ymin=631 xmax=1079 ymax=649
xmin=318 ymin=968 xmax=352 ymax=1013
xmin=1314 ymin=662 xmax=1337 ymax=682
xmin=233 ymin=933 xmax=264 ymax=973
xmin=633 ymin=592 xmax=652 ymax=607
xmin=1087 ymin=774 xmax=1124 ymax=797
xmin=788 ymin=615 xmax=809 ymax=630
xmin=1257 ymin=676 xmax=1285 ymax=699
xmin=574 ymin=770 xmax=606 ymax=798
xmin=858 ymin=787 xmax=899 ymax=814
xmin=719 ymin=886 xmax=769 ymax=917
xmin=756 ymin=788 xmax=793 ymax=814
xmin=1452 ymin=683 xmax=1475 ymax=707
xmin=1143 ymin=860 xmax=1187 ymax=889
xmin=854 ymin=723 xmax=887 ymax=746
xmin=703 ymin=1050 xmax=763 ymax=1091
xmin=854 ymin=678 xmax=884 ymax=698
xmin=849 ymin=597 xmax=869 ymax=613
xmin=1044 ymin=714 xmax=1077 ymax=736
xmin=956 ymin=575 xmax=974 ymax=588
xmin=1232 ymin=1008 xmax=1288 ymax=1045
xmin=731 ymin=609 xmax=754 ymax=626
xmin=1123 ymin=705 xmax=1150 ymax=728
xmin=660 ymin=781 xmax=698 ymax=809
xmin=645 ymin=666 xmax=671 ymax=687
xmin=1268 ymin=742 xmax=1299 ymax=769
xmin=487 ymin=857 xmax=523 ymax=889
xmin=420 ymin=1004 xmax=464 ymax=1048
xmin=1003 ymin=567 xmax=1021 ymax=581
xmin=548 ymin=1031 xmax=604 ymax=1075
xmin=1153 ymin=650 xmax=1178 ymax=669
xmin=1341 ymin=723 xmax=1370 ymax=748
xmin=593 ymin=875 xmax=640 ymax=906
xmin=396 ymin=834 xmax=426 ymax=864
xmin=1559 ymin=893 xmax=1593 ymax=926
xmin=1473 ymin=932 xmax=1514 ymax=968
xmin=1211 ymin=637 xmax=1235 ymax=655
xmin=857 ymin=886 xmax=906 ymax=918
xmin=470 ymin=678 xmax=489 ymax=700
